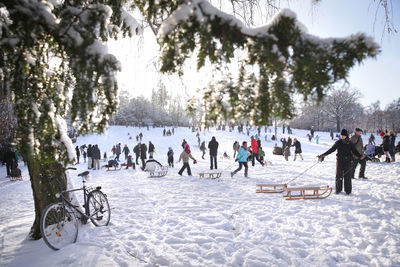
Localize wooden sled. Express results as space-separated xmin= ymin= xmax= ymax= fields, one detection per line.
xmin=199 ymin=172 xmax=222 ymax=179
xmin=283 ymin=185 xmax=332 ymax=200
xmin=102 ymin=164 xmax=122 ymax=171
xmin=9 ymin=176 xmax=23 ymax=181
xmin=149 ymin=166 xmax=168 ymax=178
xmin=256 ymin=184 xmax=287 ymax=193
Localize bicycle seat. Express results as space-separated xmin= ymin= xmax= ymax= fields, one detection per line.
xmin=78 ymin=171 xmax=90 ymax=177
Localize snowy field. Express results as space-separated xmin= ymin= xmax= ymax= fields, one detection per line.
xmin=1 ymin=126 xmax=399 ymax=266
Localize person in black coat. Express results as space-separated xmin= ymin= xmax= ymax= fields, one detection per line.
xmin=133 ymin=143 xmax=141 ymax=165
xmin=140 ymin=143 xmax=147 ymax=169
xmin=318 ymin=129 xmax=364 ymax=195
xmin=4 ymin=148 xmax=17 ymax=177
xmin=208 ymin=136 xmax=219 ymax=169
xmin=148 ymin=141 xmax=155 ymax=158
xmin=292 ymin=138 xmax=303 ymax=161
xmin=75 ymin=146 xmax=80 ymax=164
xmin=381 ymin=133 xmax=391 ymax=163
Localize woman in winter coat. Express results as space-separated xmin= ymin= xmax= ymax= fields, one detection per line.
xmin=231 ymin=141 xmax=249 ymax=178
xmin=318 ymin=129 xmax=363 ymax=195
xmin=177 ymin=144 xmax=196 ymax=176
xmin=292 ymin=138 xmax=303 ymax=161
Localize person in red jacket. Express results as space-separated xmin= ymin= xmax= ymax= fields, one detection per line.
xmin=250 ymin=136 xmax=264 ymax=167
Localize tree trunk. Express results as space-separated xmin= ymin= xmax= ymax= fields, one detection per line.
xmin=27 ymin=159 xmax=67 ymax=240
xmin=336 ymin=117 xmax=341 ymax=132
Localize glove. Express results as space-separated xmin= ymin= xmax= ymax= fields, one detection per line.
xmin=235 ymin=158 xmax=238 ymax=162
xmin=193 ymin=160 xmax=197 ymax=164
xmin=317 ymin=155 xmax=324 ymax=162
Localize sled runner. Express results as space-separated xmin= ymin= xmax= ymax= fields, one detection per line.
xmin=9 ymin=167 xmax=22 ymax=181
xmin=149 ymin=166 xmax=168 ymax=178
xmin=283 ymin=185 xmax=332 ymax=200
xmin=199 ymin=172 xmax=222 ymax=179
xmin=102 ymin=164 xmax=122 ymax=171
xmin=102 ymin=159 xmax=122 ymax=171
xmin=256 ymin=184 xmax=287 ymax=193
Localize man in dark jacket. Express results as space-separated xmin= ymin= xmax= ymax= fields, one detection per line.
xmin=350 ymin=128 xmax=367 ymax=179
xmin=4 ymin=147 xmax=17 ymax=177
xmin=148 ymin=141 xmax=155 ymax=158
xmin=87 ymin=144 xmax=93 ymax=169
xmin=133 ymin=143 xmax=141 ymax=165
xmin=92 ymin=144 xmax=101 ymax=170
xmin=140 ymin=142 xmax=147 ymax=169
xmin=318 ymin=129 xmax=364 ymax=195
xmin=122 ymin=144 xmax=130 ymax=160
xmin=208 ymin=136 xmax=219 ymax=170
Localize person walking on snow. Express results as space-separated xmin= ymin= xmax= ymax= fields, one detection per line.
xmin=318 ymin=129 xmax=364 ymax=195
xmin=75 ymin=146 xmax=80 ymax=164
xmin=231 ymin=141 xmax=249 ymax=178
xmin=389 ymin=131 xmax=397 ymax=162
xmin=177 ymin=144 xmax=197 ymax=176
xmin=140 ymin=142 xmax=147 ymax=169
xmin=292 ymin=138 xmax=303 ymax=161
xmin=134 ymin=143 xmax=141 ymax=165
xmin=148 ymin=141 xmax=155 ymax=158
xmin=233 ymin=141 xmax=239 ymax=158
xmin=167 ymin=147 xmax=174 ymax=168
xmin=350 ymin=128 xmax=367 ymax=179
xmin=208 ymin=136 xmax=219 ymax=170
xmin=200 ymin=141 xmax=206 ymax=159
xmin=115 ymin=143 xmax=121 ymax=161
xmin=122 ymin=144 xmax=130 ymax=160
xmin=251 ymin=136 xmax=264 ymax=166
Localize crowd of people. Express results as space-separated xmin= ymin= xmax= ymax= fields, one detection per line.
xmin=3 ymin=124 xmax=398 ymax=199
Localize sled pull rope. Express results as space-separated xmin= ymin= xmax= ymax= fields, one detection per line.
xmin=286 ymin=161 xmax=320 ymax=184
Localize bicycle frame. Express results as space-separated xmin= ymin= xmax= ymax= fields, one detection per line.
xmin=57 ymin=179 xmax=102 ymax=222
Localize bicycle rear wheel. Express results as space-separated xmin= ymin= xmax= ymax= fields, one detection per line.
xmin=40 ymin=203 xmax=78 ymax=250
xmin=87 ymin=190 xmax=111 ymax=226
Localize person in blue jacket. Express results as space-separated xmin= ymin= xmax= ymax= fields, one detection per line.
xmin=231 ymin=141 xmax=249 ymax=178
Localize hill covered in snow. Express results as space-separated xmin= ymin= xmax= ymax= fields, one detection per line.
xmin=1 ymin=126 xmax=399 ymax=266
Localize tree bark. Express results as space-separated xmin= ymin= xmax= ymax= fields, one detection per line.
xmin=27 ymin=159 xmax=67 ymax=240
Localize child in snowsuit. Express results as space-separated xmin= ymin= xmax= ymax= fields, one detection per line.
xmin=178 ymin=144 xmax=196 ymax=176
xmin=231 ymin=141 xmax=249 ymax=178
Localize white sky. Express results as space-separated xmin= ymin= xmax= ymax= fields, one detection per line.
xmin=108 ymin=0 xmax=400 ymax=108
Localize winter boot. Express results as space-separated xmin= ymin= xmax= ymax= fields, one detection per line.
xmin=391 ymin=156 xmax=395 ymax=162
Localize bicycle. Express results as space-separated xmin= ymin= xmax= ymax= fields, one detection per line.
xmin=40 ymin=167 xmax=111 ymax=250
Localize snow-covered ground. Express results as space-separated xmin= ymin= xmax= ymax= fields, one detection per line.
xmin=1 ymin=126 xmax=399 ymax=266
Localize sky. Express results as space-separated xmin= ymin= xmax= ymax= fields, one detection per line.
xmin=109 ymin=0 xmax=400 ymax=109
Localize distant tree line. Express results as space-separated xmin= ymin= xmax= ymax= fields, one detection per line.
xmin=289 ymin=85 xmax=400 ymax=133
xmin=110 ymin=86 xmax=191 ymax=127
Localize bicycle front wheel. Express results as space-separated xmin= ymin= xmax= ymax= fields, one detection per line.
xmin=40 ymin=203 xmax=78 ymax=250
xmin=87 ymin=190 xmax=111 ymax=226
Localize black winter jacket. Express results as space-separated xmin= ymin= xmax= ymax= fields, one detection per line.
xmin=208 ymin=138 xmax=219 ymax=156
xmin=293 ymin=141 xmax=302 ymax=154
xmin=321 ymin=138 xmax=361 ymax=160
xmin=382 ymin=135 xmax=390 ymax=151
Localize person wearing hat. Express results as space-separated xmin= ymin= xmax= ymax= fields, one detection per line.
xmin=350 ymin=128 xmax=367 ymax=179
xmin=318 ymin=129 xmax=364 ymax=195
